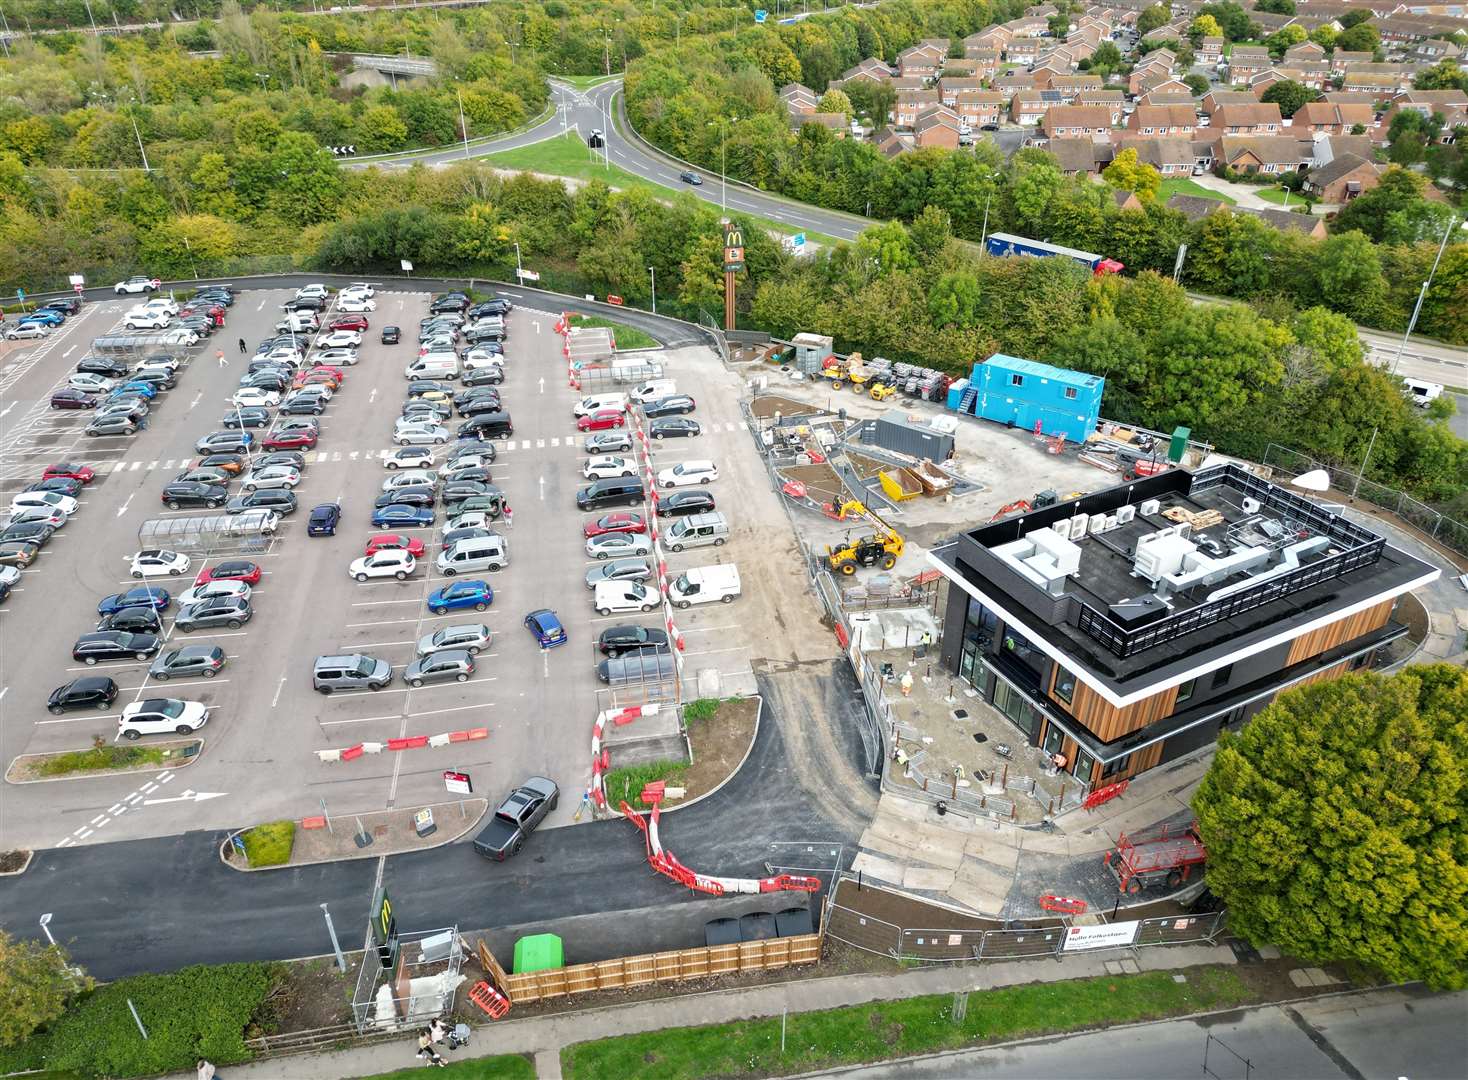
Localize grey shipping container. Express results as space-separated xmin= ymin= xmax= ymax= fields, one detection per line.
xmin=857 ymin=409 xmax=955 ymax=462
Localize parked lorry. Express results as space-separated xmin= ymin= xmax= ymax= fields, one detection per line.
xmin=472 ymin=775 xmax=560 ymax=860
xmin=984 ymin=232 xmax=1124 ymax=275
xmin=667 ymin=564 xmax=741 ymax=608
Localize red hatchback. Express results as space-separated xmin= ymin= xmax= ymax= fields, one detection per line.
xmin=195 ymin=560 xmax=263 ymax=585
xmin=577 ymin=409 xmax=626 ymax=432
xmin=263 ymin=429 xmax=318 ymax=450
xmin=330 ymin=315 xmax=369 ymax=332
xmin=306 ymin=365 xmax=346 ymax=382
xmin=42 ymin=462 xmax=96 ymax=483
xmin=583 ymin=512 xmax=646 ymax=539
xmin=365 ymin=533 xmax=427 ymax=558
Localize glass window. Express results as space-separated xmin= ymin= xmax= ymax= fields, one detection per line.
xmin=1175 ymin=677 xmax=1196 ymax=704
xmin=1064 ymin=387 xmax=1078 ymax=400
xmin=1211 ymin=664 xmax=1233 ymax=689
xmin=1009 ymin=374 xmax=1024 ymax=387
xmin=1100 ymin=753 xmax=1132 ymax=779
xmin=1053 ymin=667 xmax=1076 ymax=705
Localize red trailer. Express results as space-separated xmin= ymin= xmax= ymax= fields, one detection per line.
xmin=1103 ymin=822 xmax=1207 ymax=894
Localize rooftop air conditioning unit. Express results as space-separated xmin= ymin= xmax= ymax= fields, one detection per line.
xmin=1140 ymin=498 xmax=1161 ymax=516
xmin=1116 ymin=504 xmax=1136 ymax=524
xmin=1242 ymin=497 xmax=1261 ymax=514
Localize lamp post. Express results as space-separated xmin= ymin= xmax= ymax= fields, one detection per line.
xmin=182 ymin=236 xmax=199 ymax=281
xmin=648 ymin=265 xmax=656 ymax=314
xmin=708 ymin=116 xmax=737 ymax=215
xmin=978 ymin=171 xmax=1000 ymax=250
xmin=130 ymin=110 xmax=150 ymax=172
xmin=38 ymin=914 xmax=79 ymax=989
xmin=320 ymin=903 xmax=347 ymax=972
xmin=456 ymin=84 xmax=470 ymax=160
xmin=1390 ymin=213 xmax=1461 ymax=376
xmin=255 ymin=72 xmax=269 ymax=90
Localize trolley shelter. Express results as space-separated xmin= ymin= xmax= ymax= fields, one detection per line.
xmin=90 ymin=332 xmax=197 ymax=361
xmin=137 ymin=512 xmax=279 ymax=556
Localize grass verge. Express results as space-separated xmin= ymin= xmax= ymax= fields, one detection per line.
xmin=601 ymin=758 xmax=689 ymax=811
xmin=555 ymin=73 xmax=622 ymax=90
xmin=1156 ymin=178 xmax=1236 ymax=206
xmin=241 ymin=819 xmax=296 ymax=867
xmin=1251 ymin=185 xmax=1307 ymax=208
xmin=356 ymin=1054 xmax=537 ymax=1079
xmin=33 ymin=739 xmax=166 ymax=778
xmin=566 ymin=312 xmax=659 ymax=350
xmin=561 ymin=967 xmax=1254 ymax=1080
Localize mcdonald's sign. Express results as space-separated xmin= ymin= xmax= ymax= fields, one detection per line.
xmin=722 ymin=221 xmax=745 ymax=272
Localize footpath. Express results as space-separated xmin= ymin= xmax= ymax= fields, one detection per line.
xmin=189 ymin=942 xmax=1235 ymax=1080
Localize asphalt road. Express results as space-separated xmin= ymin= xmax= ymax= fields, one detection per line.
xmin=819 ymin=987 xmax=1467 ymax=1080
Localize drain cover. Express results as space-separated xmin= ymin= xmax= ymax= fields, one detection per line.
xmin=973 ymin=732 xmax=988 ymax=744
xmin=952 ymin=709 xmax=969 ymax=720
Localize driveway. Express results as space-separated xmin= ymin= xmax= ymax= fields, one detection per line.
xmin=1183 ymin=172 xmax=1310 ymax=212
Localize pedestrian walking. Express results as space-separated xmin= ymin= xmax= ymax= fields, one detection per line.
xmin=899 ymin=670 xmax=914 ymax=698
xmin=417 ymin=1028 xmax=446 ymax=1068
xmin=216 ymin=349 xmax=227 ymax=369
xmin=196 ymin=1060 xmax=221 ymax=1080
xmin=237 ymin=337 xmax=247 ymax=354
xmin=429 ymin=1018 xmax=449 ymax=1047
xmin=501 ymin=503 xmax=513 ymax=529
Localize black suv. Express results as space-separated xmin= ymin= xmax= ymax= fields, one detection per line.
xmin=162 ymin=481 xmax=227 ymax=509
xmin=381 ymin=325 xmax=401 ymax=344
xmin=657 ymin=490 xmax=716 ymax=517
xmin=73 ymin=631 xmax=161 ymax=664
xmin=598 ymin=625 xmax=670 ymax=657
xmin=76 ymin=356 xmax=130 ymax=377
xmin=97 ymin=606 xmax=163 ymax=634
xmin=47 ymin=676 xmax=119 ymax=713
xmin=429 ymin=293 xmax=470 ymax=314
xmin=227 ymin=489 xmax=297 ymax=514
xmin=468 ymin=299 xmax=512 ymax=319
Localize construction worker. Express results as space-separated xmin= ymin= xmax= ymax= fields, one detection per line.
xmin=900 ymin=670 xmax=914 ymax=698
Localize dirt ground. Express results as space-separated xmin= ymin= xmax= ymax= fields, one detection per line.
xmin=680 ymin=698 xmax=759 ymax=801
xmin=253 ymin=956 xmax=356 ymax=1036
xmin=0 ymin=850 xmax=29 ymax=873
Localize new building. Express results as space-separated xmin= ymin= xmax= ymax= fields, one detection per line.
xmin=930 ymin=465 xmax=1438 ymax=789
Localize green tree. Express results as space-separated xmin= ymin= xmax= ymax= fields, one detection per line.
xmin=355 ymin=104 xmax=409 ymax=153
xmin=0 ymin=930 xmax=91 ymax=1048
xmin=908 ymin=204 xmax=952 ymax=262
xmin=1089 ymin=41 xmax=1123 ymax=74
xmin=452 ymin=202 xmax=510 ymax=264
xmin=816 ymin=88 xmax=853 ymax=119
xmin=1290 ymin=306 xmax=1366 ymax=372
xmin=269 ymin=132 xmax=345 ymax=225
xmin=1414 ymin=58 xmax=1468 ymax=91
xmin=1333 ymin=166 xmax=1452 ymax=244
xmin=1260 ymin=80 xmax=1319 ymax=119
xmin=1265 ymin=24 xmax=1308 ymax=56
xmin=1386 ymin=108 xmax=1442 ymax=167
xmin=1193 ymin=665 xmax=1468 ymax=991
xmin=1184 ymin=73 xmax=1210 ymax=96
xmin=1197 ymin=1 xmax=1254 ymax=40
xmin=1335 ymin=22 xmax=1380 ymax=53
xmin=855 ymin=220 xmax=915 ymax=276
xmin=1254 ymin=0 xmax=1295 ymax=13
xmin=1102 ymin=147 xmax=1161 ymax=200
xmin=1312 ymin=230 xmax=1386 ymax=323
xmin=1338 ymin=8 xmax=1374 ymax=28
xmin=1189 ymin=15 xmax=1224 ymax=43
xmin=1137 ymin=4 xmax=1171 ymax=35
xmin=927 ymin=270 xmax=981 ymax=329
xmin=678 ymin=232 xmax=727 ymax=315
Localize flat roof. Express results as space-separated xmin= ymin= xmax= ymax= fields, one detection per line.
xmin=981 ymin=354 xmax=1103 ymax=389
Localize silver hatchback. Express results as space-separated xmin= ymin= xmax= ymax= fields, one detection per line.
xmin=416 ymin=623 xmax=492 ymax=657
xmin=402 ymin=648 xmax=475 ymax=687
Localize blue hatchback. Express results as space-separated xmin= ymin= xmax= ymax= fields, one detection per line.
xmin=112 ymin=380 xmax=158 ymax=399
xmin=97 ymin=586 xmax=171 ymax=616
xmin=371 ymin=503 xmax=434 ymax=528
xmin=524 ymin=609 xmax=568 ymax=648
xmin=307 ymin=503 xmax=341 ymax=536
xmin=427 ymin=580 xmax=493 ymax=614
xmin=21 ymin=310 xmax=64 ymax=327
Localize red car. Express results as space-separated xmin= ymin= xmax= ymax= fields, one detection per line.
xmin=577 ymin=409 xmax=626 ymax=432
xmin=294 ymin=372 xmax=339 ymax=391
xmin=51 ymin=389 xmax=99 ymax=410
xmin=365 ymin=533 xmax=427 ymax=558
xmin=42 ymin=462 xmax=96 ymax=483
xmin=306 ymin=364 xmax=346 ymax=382
xmin=181 ymin=304 xmax=225 ymax=325
xmin=263 ymin=430 xmax=318 ymax=450
xmin=330 ymin=315 xmax=369 ymax=332
xmin=583 ymin=512 xmax=647 ymax=539
xmin=195 ymin=560 xmax=263 ymax=585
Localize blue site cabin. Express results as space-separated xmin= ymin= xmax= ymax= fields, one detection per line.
xmin=946 ymin=354 xmax=1104 ymax=445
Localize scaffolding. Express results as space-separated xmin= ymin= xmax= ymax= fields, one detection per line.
xmin=351 ymin=926 xmax=466 ymax=1034
xmin=137 ymin=512 xmax=279 ymax=556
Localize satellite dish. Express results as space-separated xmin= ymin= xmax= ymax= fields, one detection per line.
xmin=1292 ymin=469 xmax=1331 ymax=492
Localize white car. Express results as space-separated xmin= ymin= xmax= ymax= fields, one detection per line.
xmin=140 ymin=297 xmax=179 ymax=316
xmin=129 ymin=549 xmax=191 ymax=578
xmin=138 ymin=355 xmax=180 ymax=372
xmin=593 ymin=580 xmax=661 ymax=616
xmin=0 ymin=565 xmax=20 ymax=588
xmin=336 ymin=296 xmax=376 ymax=313
xmin=114 ymin=275 xmax=159 ymax=295
xmin=311 ymin=347 xmax=359 ymax=366
xmin=463 ymin=352 xmax=504 ymax=372
xmin=318 ymin=330 xmax=362 ymax=349
xmin=348 ymin=549 xmax=417 ymax=582
xmin=586 ymin=532 xmax=653 ymax=560
xmin=231 ymin=387 xmax=282 ymax=408
xmin=416 ymin=622 xmax=492 ymax=657
xmin=445 ymin=451 xmax=492 ymax=472
xmin=164 ymin=328 xmax=200 ymax=347
xmin=446 ymin=510 xmax=495 ymax=532
xmin=264 ymin=347 xmax=305 ymax=364
xmin=583 ymin=455 xmax=637 ymax=480
xmin=385 ymin=446 xmax=435 ymax=470
xmin=657 ymin=460 xmax=719 ymax=489
xmin=4 ymin=324 xmax=51 ymax=341
xmin=295 ymin=284 xmax=329 ymax=300
xmin=276 ymin=316 xmax=319 ymax=334
xmin=242 ymin=465 xmax=300 ymax=490
xmin=342 ymin=282 xmax=376 ymax=298
xmin=10 ymin=490 xmax=79 ymax=517
xmin=68 ymin=372 xmax=117 ymax=393
xmin=124 ymin=312 xmax=171 ymax=331
xmin=382 ymin=469 xmax=439 ymax=492
xmin=118 ymin=698 xmax=209 ymax=740
xmin=394 ymin=422 xmax=449 ymax=446
xmin=178 ymin=580 xmax=251 ymax=605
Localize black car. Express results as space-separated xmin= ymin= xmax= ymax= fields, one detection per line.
xmin=597 ymin=625 xmax=671 ymax=657
xmin=285 ymin=295 xmax=326 ymax=312
xmin=401 ymin=401 xmax=451 ymax=421
xmin=161 ymin=481 xmax=226 ymax=510
xmin=458 ymin=396 xmax=510 ymax=420
xmin=44 ymin=296 xmax=84 ymax=315
xmin=373 ymin=487 xmax=435 ymax=509
xmin=657 ymin=490 xmax=716 ymax=517
xmin=649 ymin=416 xmax=702 ymax=439
xmin=280 ymin=396 xmax=327 ymax=416
xmin=129 ymin=370 xmax=176 ymax=390
xmin=1 ymin=521 xmax=56 ymax=546
xmin=26 ymin=477 xmax=83 ymax=498
xmin=73 ymin=631 xmax=161 ymax=664
xmin=463 ymin=325 xmax=506 ymax=346
xmin=442 ymin=465 xmax=492 ymax=484
xmin=429 ymin=293 xmax=470 ymax=313
xmin=453 ymin=387 xmax=501 ymax=408
xmin=407 ymin=379 xmax=454 ymax=397
xmin=255 ymin=451 xmax=306 ymax=470
xmin=679 ymin=171 xmax=703 ymax=185
xmin=97 ymin=606 xmax=163 ymax=634
xmin=448 ymin=492 xmax=503 ymax=518
xmin=179 ymin=316 xmax=215 ymax=336
xmin=76 ymin=356 xmax=129 ymax=377
xmin=223 ymin=407 xmax=271 ymax=429
xmin=227 ymin=489 xmax=297 ymax=514
xmin=242 ymin=373 xmax=290 ymax=393
xmin=446 ymin=443 xmax=496 ymax=466
xmin=468 ymin=299 xmax=512 ymax=319
xmin=381 ymin=325 xmax=401 ymax=344
xmin=193 ymin=288 xmax=234 ymax=306
xmin=442 ymin=479 xmax=489 ymax=503
xmin=48 ymin=676 xmax=119 ymax=714
xmin=643 ymin=395 xmax=696 ymax=418
xmin=50 ymin=388 xmax=99 ymax=410
xmin=461 ymin=366 xmax=504 ymax=387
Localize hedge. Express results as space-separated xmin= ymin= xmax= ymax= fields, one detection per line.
xmin=241 ymin=820 xmax=296 ymax=867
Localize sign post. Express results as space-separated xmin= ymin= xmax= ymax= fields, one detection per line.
xmin=721 ymin=220 xmax=745 ymax=331
xmin=400 ymin=259 xmax=413 ymax=277
xmin=369 ymin=886 xmax=399 ymax=970
xmin=443 ymin=769 xmax=472 ymax=795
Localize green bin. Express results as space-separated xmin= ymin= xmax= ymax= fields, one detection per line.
xmin=513 ymin=933 xmax=564 ymax=973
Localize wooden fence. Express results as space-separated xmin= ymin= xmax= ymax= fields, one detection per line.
xmin=478 ymin=935 xmax=821 ymax=1005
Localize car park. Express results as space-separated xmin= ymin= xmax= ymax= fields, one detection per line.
xmin=644 ymin=395 xmax=697 ymax=417
xmin=586 ymin=532 xmax=653 ymax=560
xmin=593 ymin=580 xmax=660 ymax=615
xmin=47 ymin=676 xmax=119 ymax=714
xmin=403 ymin=649 xmax=475 ymax=687
xmin=242 ymin=465 xmax=301 ymax=491
xmin=307 ymin=503 xmax=341 ymax=536
xmin=148 ymin=645 xmax=227 ymax=681
xmin=427 ymin=579 xmax=493 ymax=614
xmin=657 ymin=460 xmax=719 ymax=488
xmin=348 ymin=549 xmax=417 ymax=581
xmin=161 ymin=482 xmax=226 ymax=509
xmin=178 ymin=581 xmax=252 ymax=606
xmin=227 ymin=489 xmax=297 ymax=515
xmin=129 ymin=550 xmax=191 ymax=578
xmin=175 ymin=595 xmax=251 ymax=632
xmin=597 ymin=624 xmax=670 ymax=657
xmin=584 ymin=558 xmax=652 ymax=590
xmin=118 ymin=698 xmax=209 ymax=739
xmin=649 ymin=417 xmax=701 ymax=440
xmin=73 ymin=631 xmax=161 ymax=664
xmin=97 ymin=586 xmax=171 ymax=616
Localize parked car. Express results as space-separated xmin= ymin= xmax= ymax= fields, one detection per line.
xmin=644 ymin=395 xmax=696 ymax=418
xmin=4 ymin=324 xmax=51 ymax=341
xmin=461 ymin=366 xmax=504 ymax=387
xmin=223 ymin=407 xmax=272 ymax=429
xmin=148 ymin=645 xmax=226 ymax=681
xmin=416 ymin=623 xmax=492 ymax=657
xmin=329 ymin=314 xmax=369 ymax=332
xmin=348 ymin=549 xmax=417 ymax=581
xmin=584 ymin=431 xmax=634 ymax=454
xmin=177 ymin=580 xmax=251 ymax=606
xmin=582 ymin=455 xmax=637 ymax=480
xmin=426 ymin=579 xmax=493 ymax=614
xmin=586 ymin=532 xmax=653 ymax=560
xmin=196 ymin=454 xmax=247 ymax=475
xmin=196 ymin=431 xmax=253 ymax=455
xmin=231 ymin=387 xmax=281 ymax=408
xmin=226 ymin=489 xmax=297 ymax=515
xmin=73 ymin=631 xmax=161 ymax=664
xmin=576 ymin=409 xmax=626 ymax=432
xmin=262 ymin=429 xmax=317 ymax=451
xmin=118 ymin=698 xmax=209 ymax=740
xmin=96 ymin=606 xmax=162 ymax=634
xmin=657 ymin=460 xmax=719 ymax=488
xmin=402 ymin=649 xmax=475 ymax=687
xmin=47 ymin=676 xmax=119 ymax=714
xmin=42 ymin=463 xmax=96 ymax=484
xmin=658 ymin=490 xmax=716 ymax=517
xmin=371 ymin=504 xmax=434 ymax=529
xmin=649 ymin=417 xmax=701 ymax=440
xmin=51 ymin=389 xmax=100 ymax=410
xmin=597 ymin=624 xmax=670 ymax=657
xmin=68 ymin=373 xmax=116 ymax=394
xmin=129 ymin=550 xmax=192 ymax=578
xmin=385 ymin=446 xmax=436 ymax=471
xmin=365 ymin=533 xmax=427 ymax=557
xmin=97 ymin=586 xmax=171 ymax=616
xmin=161 ymin=482 xmax=226 ymax=510
xmin=0 ymin=540 xmax=41 ymax=567
xmin=472 ymin=777 xmax=559 ymax=860
xmin=242 ymin=465 xmax=301 ymax=491
xmin=583 ymin=512 xmax=646 ymax=538
xmin=195 ymin=560 xmax=262 ymax=585
xmin=317 ymin=330 xmax=362 ymax=349
xmin=114 ymin=275 xmax=159 ymax=295
xmin=175 ymin=595 xmax=252 ymax=632
xmin=585 ymin=558 xmax=653 ymax=590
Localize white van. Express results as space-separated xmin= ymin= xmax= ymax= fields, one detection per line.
xmin=436 ymin=534 xmax=509 ymax=575
xmin=574 ymin=392 xmax=628 ymax=417
xmin=665 ymin=512 xmax=728 ymax=552
xmin=1402 ymin=378 xmax=1443 ymax=408
xmin=631 ymin=379 xmax=676 ymax=404
xmin=404 ymin=354 xmax=461 ymax=380
xmin=667 ymin=564 xmax=740 ymax=608
xmin=593 ymin=579 xmax=661 ymax=615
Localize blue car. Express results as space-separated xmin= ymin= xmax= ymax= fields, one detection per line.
xmin=307 ymin=503 xmax=341 ymax=536
xmin=20 ymin=310 xmax=64 ymax=327
xmin=112 ymin=380 xmax=158 ymax=399
xmin=524 ymin=609 xmax=568 ymax=648
xmin=427 ymin=580 xmax=493 ymax=615
xmin=97 ymin=586 xmax=171 ymax=617
xmin=371 ymin=503 xmax=434 ymax=528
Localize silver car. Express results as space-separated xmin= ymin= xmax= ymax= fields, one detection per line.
xmin=584 ymin=558 xmax=652 ymax=590
xmin=416 ymin=623 xmax=492 ymax=657
xmin=402 ymin=648 xmax=475 ymax=687
xmin=586 ymin=532 xmax=653 ymax=560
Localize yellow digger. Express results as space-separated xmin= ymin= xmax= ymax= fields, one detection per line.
xmin=869 ymin=379 xmax=897 ymax=402
xmin=826 ymin=500 xmax=905 ymax=576
xmin=818 ymin=352 xmax=874 ymax=392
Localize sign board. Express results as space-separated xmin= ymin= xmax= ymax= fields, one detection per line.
xmin=606 ymin=294 xmax=624 ymax=306
xmin=1061 ymin=920 xmax=1140 ymax=952
xmin=516 ymin=268 xmax=540 ymax=281
xmin=785 ymin=232 xmax=806 ymax=253
xmin=443 ymin=769 xmax=473 ymax=795
xmin=722 ymin=222 xmax=746 ymax=273
xmin=68 ymin=274 xmax=85 ymax=286
xmin=231 ymin=834 xmax=246 ymax=856
xmin=399 ymin=259 xmax=413 ymax=272
xmin=369 ymin=887 xmax=396 ymax=948
xmin=754 ymin=9 xmax=766 ymax=21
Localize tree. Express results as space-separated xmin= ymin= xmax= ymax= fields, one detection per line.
xmin=1254 ymin=0 xmax=1295 ymax=13
xmin=1137 ymin=4 xmax=1171 ymax=35
xmin=1102 ymin=148 xmax=1161 ymax=200
xmin=1184 ymin=73 xmax=1210 ymax=96
xmin=1261 ymin=80 xmax=1320 ymax=119
xmin=1193 ymin=664 xmax=1468 ymax=991
xmin=677 ymin=232 xmax=727 ymax=314
xmin=1335 ymin=22 xmax=1380 ymax=53
xmin=1338 ymin=8 xmax=1374 ymax=28
xmin=0 ymin=930 xmax=90 ymax=1047
xmin=1414 ymin=58 xmax=1468 ymax=92
xmin=1265 ymin=24 xmax=1308 ymax=56
xmin=1090 ymin=41 xmax=1123 ymax=74
xmin=269 ymin=132 xmax=345 ymax=225
xmin=1386 ymin=108 xmax=1443 ymax=167
xmin=927 ymin=270 xmax=981 ymax=329
xmin=855 ymin=220 xmax=916 ymax=277
xmin=1189 ymin=14 xmax=1223 ymax=44
xmin=816 ymin=88 xmax=853 ymax=119
xmin=355 ymin=104 xmax=409 ymax=153
xmin=1333 ymin=166 xmax=1452 ymax=245
xmin=1197 ymin=2 xmax=1254 ymax=41
xmin=1313 ymin=229 xmax=1386 ymax=323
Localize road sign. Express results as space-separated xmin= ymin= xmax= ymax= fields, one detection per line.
xmin=754 ymin=9 xmax=766 ymax=21
xmin=786 ymin=232 xmax=806 ymax=252
xmin=68 ymin=274 xmax=85 ymax=286
xmin=516 ymin=268 xmax=540 ymax=282
xmin=400 ymin=259 xmax=413 ymax=272
xmin=606 ymin=294 xmax=624 ymax=306
xmin=444 ymin=769 xmax=472 ymax=795
xmin=74 ymin=283 xmax=84 ymax=294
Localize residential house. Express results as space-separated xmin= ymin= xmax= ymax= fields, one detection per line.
xmin=1377 ymin=14 xmax=1468 ymax=48
xmin=1311 ymin=133 xmax=1376 ymax=166
xmin=913 ymin=105 xmax=963 ymax=149
xmin=1010 ymin=89 xmax=1053 ymax=125
xmin=1166 ymin=193 xmax=1229 ymax=222
xmin=939 ymin=76 xmax=983 ymax=106
xmin=1067 ymin=23 xmax=1107 ymax=54
xmin=1142 ymin=22 xmax=1189 ymax=46
xmin=1202 ymin=89 xmax=1261 ymax=117
xmin=1341 ymin=69 xmax=1416 ymax=97
xmin=1283 ymin=41 xmax=1327 ymax=65
xmin=1079 ymin=89 xmax=1129 ymax=110
xmin=1041 ymin=73 xmax=1105 ymax=100
xmin=837 ymin=57 xmax=893 ymax=87
xmin=1227 ymin=45 xmax=1272 ymax=84
xmin=1138 ymin=77 xmax=1193 ymax=98
xmin=1006 ymin=15 xmax=1050 ymax=36
xmin=1127 ymin=104 xmax=1198 ymax=137
xmin=1249 ymin=10 xmax=1301 ymax=34
xmin=1048 ymin=137 xmax=1111 ymax=175
xmin=1384 ymin=88 xmax=1468 ymax=136
xmin=965 ymin=47 xmax=1002 ymax=80
xmin=1198 ymin=35 xmax=1225 ymax=64
xmin=1407 ymin=37 xmax=1464 ymax=64
xmin=1213 ymin=102 xmax=1285 ymax=135
xmin=1191 ymin=137 xmax=1217 ymax=170
xmin=890 ymin=77 xmax=929 ymax=94
xmin=778 ymin=83 xmax=819 ymax=115
xmin=1244 ymin=206 xmax=1328 ymax=238
xmin=1321 ymin=91 xmax=1382 ymax=109
xmin=940 ymin=58 xmax=982 ymax=78
xmin=792 ymin=112 xmax=848 ymax=138
xmin=894 ymin=89 xmax=942 ymax=127
xmin=1004 ymin=36 xmax=1046 ymax=65
xmin=1032 ymin=51 xmax=1078 ymax=82
xmin=954 ymin=89 xmax=1006 ymax=128
xmin=994 ymin=70 xmax=1040 ymax=99
xmin=874 ymin=127 xmax=911 ymax=158
xmin=1293 ymin=100 xmax=1376 ymax=135
xmin=1329 ymin=50 xmax=1374 ymax=75
xmin=1117 ymin=134 xmax=1195 ymax=175
xmin=1041 ymin=104 xmax=1119 ymax=139
xmin=930 ymin=465 xmax=1437 ymax=790
xmin=1303 ymin=152 xmax=1384 ymax=201
xmin=1138 ymin=90 xmax=1197 ymax=108
xmin=898 ymin=42 xmax=948 ymax=79
xmin=1112 ymin=189 xmax=1144 ymax=212
xmin=1213 ymin=133 xmax=1313 ymax=173
xmin=966 ymin=26 xmax=1012 ymax=55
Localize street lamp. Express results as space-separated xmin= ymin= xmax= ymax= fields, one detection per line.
xmin=129 ymin=110 xmax=150 ymax=172
xmin=978 ymin=172 xmax=1001 ymax=249
xmin=456 ymin=84 xmax=470 ymax=160
xmin=707 ymin=116 xmax=738 ymax=214
xmin=38 ymin=914 xmax=79 ymax=989
xmin=320 ymin=903 xmax=347 ymax=972
xmin=1390 ymin=213 xmax=1463 ymax=376
xmin=648 ymin=265 xmax=656 ymax=314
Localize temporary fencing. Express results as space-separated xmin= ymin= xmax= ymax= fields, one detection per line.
xmin=316 ymin=727 xmax=487 ymax=763
xmin=620 ymin=800 xmax=821 ymax=897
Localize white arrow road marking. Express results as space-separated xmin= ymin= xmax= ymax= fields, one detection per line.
xmin=538 ymin=377 xmax=545 ymax=394
xmin=116 ymin=493 xmax=134 ymax=518
xmin=141 ymin=789 xmax=227 ymax=806
xmin=0 ymin=404 xmax=13 ymax=420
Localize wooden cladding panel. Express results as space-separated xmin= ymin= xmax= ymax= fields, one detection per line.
xmin=1057 ymin=676 xmax=1180 ymax=743
xmin=1285 ymin=600 xmax=1394 ymax=666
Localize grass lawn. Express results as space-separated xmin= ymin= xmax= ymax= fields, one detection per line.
xmin=1156 ymin=178 xmax=1236 ymax=206
xmin=561 ymin=967 xmax=1254 ymax=1080
xmin=601 ymin=757 xmax=689 ymax=810
xmin=355 ymin=1054 xmax=536 ymax=1079
xmin=1251 ymin=185 xmax=1304 ymax=207
xmin=555 ymin=73 xmax=621 ymax=90
xmin=32 ymin=741 xmax=166 ymax=777
xmin=566 ymin=312 xmax=659 ymax=350
xmin=241 ymin=819 xmax=295 ymax=867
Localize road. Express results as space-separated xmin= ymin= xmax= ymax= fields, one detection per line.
xmin=819 ymin=987 xmax=1468 ymax=1080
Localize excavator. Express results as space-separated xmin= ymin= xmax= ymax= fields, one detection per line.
xmin=818 ymin=351 xmax=875 ymax=393
xmin=825 ymin=500 xmax=905 ymax=576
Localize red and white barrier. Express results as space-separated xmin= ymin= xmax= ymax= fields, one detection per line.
xmin=621 ymin=802 xmax=821 ymax=896
xmin=316 ymin=728 xmax=486 ymax=763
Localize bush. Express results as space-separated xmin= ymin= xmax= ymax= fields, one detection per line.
xmin=241 ymin=821 xmax=295 ymax=868
xmin=602 ymin=760 xmax=689 ymax=810
xmin=34 ymin=737 xmax=166 ymax=777
xmin=680 ymin=698 xmax=721 ymax=723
